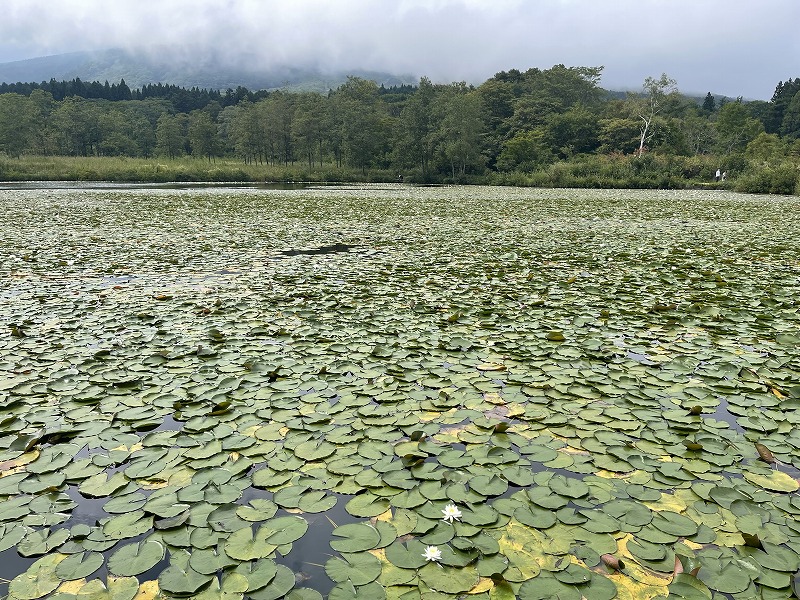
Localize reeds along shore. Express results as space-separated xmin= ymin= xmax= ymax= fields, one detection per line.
xmin=2 ymin=154 xmax=798 ymax=195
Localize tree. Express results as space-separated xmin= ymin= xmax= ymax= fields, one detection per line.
xmin=507 ymin=65 xmax=604 ymax=136
xmin=330 ymin=77 xmax=387 ymax=173
xmin=597 ymin=117 xmax=640 ymax=154
xmin=124 ymin=105 xmax=159 ymax=157
xmin=475 ymin=77 xmax=516 ymax=166
xmin=715 ymin=100 xmax=763 ymax=154
xmin=433 ymin=84 xmax=486 ymax=178
xmin=702 ymin=92 xmax=716 ymax=113
xmin=155 ymin=113 xmax=186 ymax=159
xmin=98 ymin=108 xmax=141 ymax=156
xmin=228 ymin=101 xmax=264 ymax=164
xmin=632 ymin=73 xmax=677 ymax=156
xmin=779 ymin=89 xmax=800 ymax=139
xmin=766 ymin=78 xmax=800 ymax=134
xmin=542 ymin=103 xmax=600 ymax=158
xmin=682 ymin=112 xmax=716 ymax=155
xmin=292 ymin=93 xmax=325 ymax=168
xmin=26 ymin=90 xmax=57 ymax=155
xmin=396 ymin=77 xmax=438 ymax=178
xmin=745 ymin=133 xmax=786 ymax=164
xmin=51 ymin=97 xmax=101 ymax=156
xmin=188 ymin=110 xmax=220 ymax=161
xmin=260 ymin=92 xmax=295 ymax=165
xmin=496 ymin=130 xmax=552 ymax=171
xmin=0 ymin=93 xmax=37 ymax=157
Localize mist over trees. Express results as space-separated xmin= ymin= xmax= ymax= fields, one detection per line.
xmin=1 ymin=66 xmax=799 ymax=192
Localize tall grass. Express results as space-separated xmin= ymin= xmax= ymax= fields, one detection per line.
xmin=0 ymin=156 xmax=400 ymax=184
xmin=2 ymin=153 xmax=798 ymax=195
xmin=488 ymin=153 xmax=716 ymax=190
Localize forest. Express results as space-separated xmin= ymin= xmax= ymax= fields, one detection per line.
xmin=1 ymin=65 xmax=799 ymax=194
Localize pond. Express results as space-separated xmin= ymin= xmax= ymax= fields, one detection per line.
xmin=1 ymin=184 xmax=799 ymax=599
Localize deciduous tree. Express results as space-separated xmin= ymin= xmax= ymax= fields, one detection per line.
xmin=632 ymin=73 xmax=677 ymax=156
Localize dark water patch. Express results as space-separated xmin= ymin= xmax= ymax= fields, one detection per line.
xmin=64 ymin=485 xmax=111 ymax=526
xmin=626 ymin=351 xmax=657 ymax=365
xmin=498 ymin=483 xmax=525 ymax=500
xmin=100 ymin=275 xmax=138 ymax=286
xmin=710 ymin=396 xmax=745 ymax=433
xmin=152 ymin=415 xmax=184 ymax=432
xmin=255 ymin=182 xmax=314 ymax=190
xmin=278 ymin=244 xmax=359 ymax=257
xmin=0 ymin=549 xmax=37 ymax=597
xmin=272 ymin=495 xmax=360 ymax=596
xmin=780 ymin=463 xmax=800 ymax=480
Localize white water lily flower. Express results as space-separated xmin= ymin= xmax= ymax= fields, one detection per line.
xmin=422 ymin=545 xmax=442 ymax=562
xmin=441 ymin=503 xmax=462 ymax=523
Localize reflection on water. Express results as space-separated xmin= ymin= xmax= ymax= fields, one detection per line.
xmin=64 ymin=485 xmax=112 ymax=526
xmin=152 ymin=415 xmax=184 ymax=432
xmin=239 ymin=487 xmax=359 ymax=595
xmin=711 ymin=396 xmax=745 ymax=433
xmin=0 ymin=486 xmax=354 ymax=596
xmin=0 ymin=549 xmax=36 ymax=597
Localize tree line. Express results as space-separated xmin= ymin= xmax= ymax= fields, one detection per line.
xmin=1 ymin=66 xmax=799 ymax=191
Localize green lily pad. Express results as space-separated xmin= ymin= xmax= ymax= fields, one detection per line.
xmin=54 ymin=551 xmax=104 ymax=580
xmin=158 ymin=562 xmax=214 ymax=595
xmin=325 ymin=552 xmax=382 ymax=585
xmin=8 ymin=554 xmax=66 ymax=599
xmin=327 ymin=581 xmax=386 ymax=600
xmin=384 ymin=539 xmax=429 ymax=569
xmin=107 ymin=538 xmax=166 ymax=577
xmin=247 ymin=564 xmax=296 ymax=600
xmin=330 ymin=523 xmax=382 ymax=553
xmin=418 ymin=562 xmax=479 ymax=594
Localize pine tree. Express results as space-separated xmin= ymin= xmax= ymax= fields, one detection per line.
xmin=702 ymin=92 xmax=715 ymax=113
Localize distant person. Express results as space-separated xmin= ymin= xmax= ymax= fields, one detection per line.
xmin=397 ymin=174 xmax=404 ymax=183
xmin=715 ymin=168 xmax=721 ymax=182
xmin=722 ymin=171 xmax=727 ymax=182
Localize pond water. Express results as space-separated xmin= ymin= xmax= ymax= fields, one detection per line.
xmin=1 ymin=184 xmax=799 ymax=599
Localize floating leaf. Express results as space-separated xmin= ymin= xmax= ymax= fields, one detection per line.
xmin=743 ymin=470 xmax=799 ymax=493
xmin=418 ymin=562 xmax=479 ymax=594
xmin=325 ymin=552 xmax=382 ymax=585
xmin=247 ymin=564 xmax=296 ymax=600
xmin=158 ymin=562 xmax=214 ymax=596
xmin=8 ymin=554 xmax=66 ymax=600
xmin=54 ymin=551 xmax=104 ymax=580
xmin=330 ymin=523 xmax=382 ymax=553
xmin=107 ymin=538 xmax=166 ymax=577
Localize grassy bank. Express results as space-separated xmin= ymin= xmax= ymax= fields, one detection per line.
xmin=0 ymin=155 xmax=400 ymax=184
xmin=2 ymin=153 xmax=798 ymax=194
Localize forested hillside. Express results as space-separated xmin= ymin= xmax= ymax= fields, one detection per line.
xmin=1 ymin=66 xmax=799 ymax=193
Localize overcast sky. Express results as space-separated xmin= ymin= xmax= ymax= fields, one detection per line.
xmin=1 ymin=0 xmax=797 ymax=100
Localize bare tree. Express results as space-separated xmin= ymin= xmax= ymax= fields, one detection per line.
xmin=634 ymin=73 xmax=677 ymax=156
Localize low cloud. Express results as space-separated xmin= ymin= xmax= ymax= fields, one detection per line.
xmin=2 ymin=0 xmax=798 ymax=99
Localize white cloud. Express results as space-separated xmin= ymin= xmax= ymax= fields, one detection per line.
xmin=1 ymin=0 xmax=797 ymax=98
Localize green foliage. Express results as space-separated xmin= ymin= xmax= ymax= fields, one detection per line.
xmin=2 ymin=65 xmax=800 ymax=194
xmin=715 ymin=101 xmax=764 ymax=154
xmin=779 ymin=89 xmax=800 ymax=139
xmin=496 ymin=130 xmax=553 ymax=172
xmin=746 ymin=133 xmax=786 ymax=163
xmin=702 ymin=92 xmax=716 ymax=113
xmin=734 ymin=163 xmax=799 ymax=194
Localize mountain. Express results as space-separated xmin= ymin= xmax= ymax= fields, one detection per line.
xmin=0 ymin=48 xmax=417 ymax=92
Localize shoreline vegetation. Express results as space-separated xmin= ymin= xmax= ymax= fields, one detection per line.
xmin=1 ymin=154 xmax=797 ymax=195
xmin=2 ymin=66 xmax=800 ymax=195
